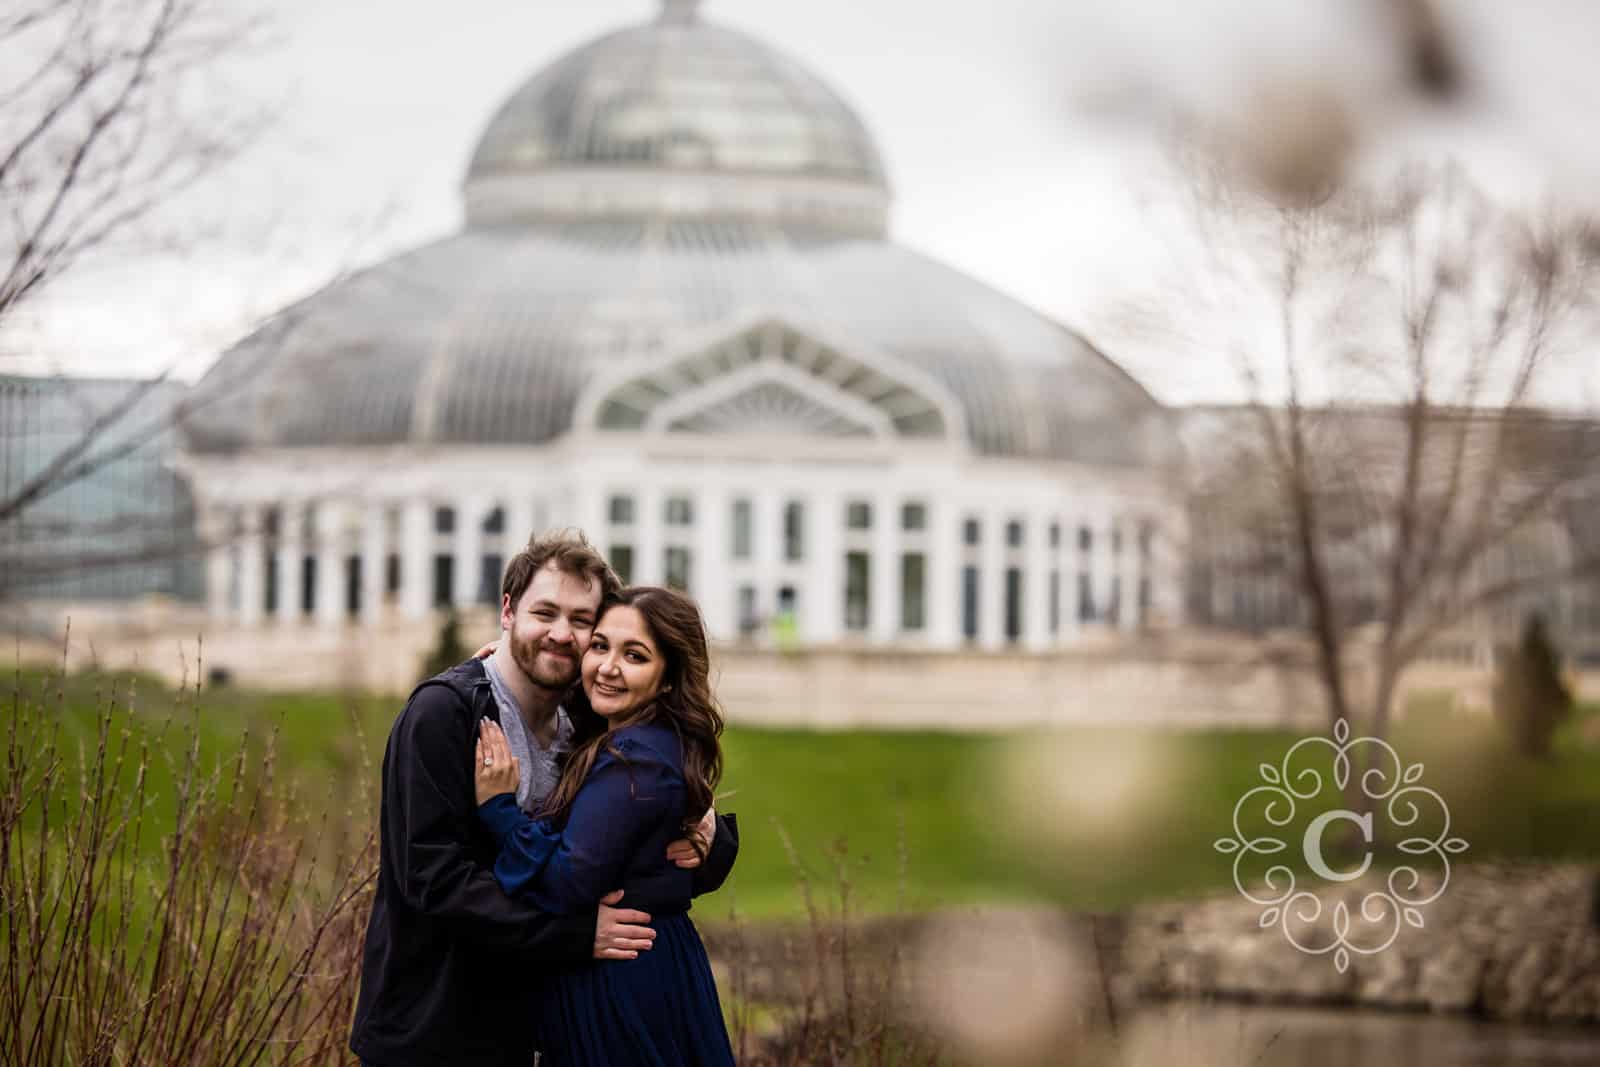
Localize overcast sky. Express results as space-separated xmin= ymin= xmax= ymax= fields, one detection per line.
xmin=8 ymin=0 xmax=1600 ymax=404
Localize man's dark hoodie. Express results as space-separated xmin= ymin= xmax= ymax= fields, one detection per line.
xmin=350 ymin=659 xmax=739 ymax=1067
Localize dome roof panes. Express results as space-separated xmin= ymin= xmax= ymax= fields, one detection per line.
xmin=188 ymin=221 xmax=1178 ymax=469
xmin=467 ymin=20 xmax=885 ymax=185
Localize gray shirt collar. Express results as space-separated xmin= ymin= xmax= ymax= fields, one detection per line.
xmin=482 ymin=655 xmax=572 ymax=813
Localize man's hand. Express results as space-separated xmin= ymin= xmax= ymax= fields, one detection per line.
xmin=665 ymin=805 xmax=716 ymax=869
xmin=594 ymin=890 xmax=654 ymax=961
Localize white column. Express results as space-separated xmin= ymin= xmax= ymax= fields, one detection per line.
xmin=695 ymin=485 xmax=730 ymax=640
xmin=635 ymin=485 xmax=663 ymax=586
xmin=926 ymin=495 xmax=961 ymax=649
xmin=360 ymin=502 xmax=387 ymax=625
xmin=204 ymin=506 xmax=232 ymax=621
xmin=1216 ymin=529 xmax=1236 ymax=624
xmin=315 ymin=499 xmax=346 ymax=627
xmin=1024 ymin=510 xmax=1052 ymax=651
xmin=542 ymin=487 xmax=573 ymax=529
xmin=1157 ymin=509 xmax=1185 ymax=627
xmin=754 ymin=486 xmax=782 ymax=626
xmin=978 ymin=509 xmax=1005 ymax=650
xmin=401 ymin=498 xmax=431 ymax=620
xmin=1061 ymin=515 xmax=1082 ymax=644
xmin=1118 ymin=515 xmax=1139 ymax=633
xmin=573 ymin=480 xmax=605 ymax=548
xmin=275 ymin=501 xmax=303 ymax=624
xmin=803 ymin=490 xmax=843 ymax=645
xmin=452 ymin=496 xmax=484 ymax=608
xmin=237 ymin=504 xmax=265 ymax=626
xmin=507 ymin=497 xmax=536 ymax=553
xmin=870 ymin=492 xmax=899 ymax=645
xmin=1093 ymin=509 xmax=1114 ymax=628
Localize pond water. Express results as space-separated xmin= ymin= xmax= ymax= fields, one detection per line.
xmin=1124 ymin=1002 xmax=1600 ymax=1066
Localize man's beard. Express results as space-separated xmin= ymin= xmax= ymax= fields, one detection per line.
xmin=508 ymin=629 xmax=579 ymax=690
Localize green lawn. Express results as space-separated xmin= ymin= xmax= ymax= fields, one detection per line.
xmin=9 ymin=667 xmax=1600 ymax=920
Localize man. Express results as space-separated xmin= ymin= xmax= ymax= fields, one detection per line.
xmin=351 ymin=530 xmax=739 ymax=1067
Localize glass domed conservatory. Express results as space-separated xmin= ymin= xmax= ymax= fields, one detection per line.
xmin=182 ymin=0 xmax=1183 ymax=650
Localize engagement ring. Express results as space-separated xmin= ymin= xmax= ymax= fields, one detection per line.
xmin=483 ymin=757 xmax=493 ymax=766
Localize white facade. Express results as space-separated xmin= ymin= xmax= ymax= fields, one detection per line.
xmin=183 ymin=422 xmax=1182 ymax=651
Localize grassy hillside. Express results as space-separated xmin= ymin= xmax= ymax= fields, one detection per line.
xmin=10 ymin=667 xmax=1600 ymax=920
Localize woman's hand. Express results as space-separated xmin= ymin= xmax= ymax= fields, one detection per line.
xmin=472 ymin=639 xmax=499 ymax=659
xmin=475 ymin=718 xmax=521 ymax=806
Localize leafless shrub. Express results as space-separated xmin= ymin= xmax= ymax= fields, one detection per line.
xmin=0 ymin=645 xmax=375 ymax=1065
xmin=710 ymin=820 xmax=944 ymax=1067
xmin=707 ymin=818 xmax=1158 ymax=1067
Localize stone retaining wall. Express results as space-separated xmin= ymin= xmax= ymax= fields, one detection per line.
xmin=1118 ymin=862 xmax=1600 ymax=1024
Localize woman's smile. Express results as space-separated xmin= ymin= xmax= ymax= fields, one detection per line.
xmin=582 ymin=605 xmax=666 ymax=719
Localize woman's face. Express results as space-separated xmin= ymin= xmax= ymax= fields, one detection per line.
xmin=581 ymin=604 xmax=668 ymax=720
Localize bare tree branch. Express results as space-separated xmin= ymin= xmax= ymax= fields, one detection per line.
xmin=1397 ymin=550 xmax=1600 ymax=668
xmin=1133 ymin=146 xmax=1600 ymax=757
xmin=0 ymin=0 xmax=268 ymax=322
xmin=0 ymin=0 xmax=285 ymax=582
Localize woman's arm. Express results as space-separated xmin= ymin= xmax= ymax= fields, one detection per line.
xmin=476 ymin=722 xmax=675 ymax=915
xmin=381 ymin=694 xmax=595 ymax=961
xmin=474 ymin=792 xmax=562 ymax=891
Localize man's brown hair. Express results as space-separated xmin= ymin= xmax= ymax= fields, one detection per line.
xmin=500 ymin=528 xmax=621 ymax=608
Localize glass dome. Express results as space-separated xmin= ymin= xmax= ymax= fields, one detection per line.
xmin=462 ymin=2 xmax=889 ymax=234
xmin=189 ymin=219 xmax=1178 ymax=470
xmin=188 ymin=1 xmax=1177 ymax=472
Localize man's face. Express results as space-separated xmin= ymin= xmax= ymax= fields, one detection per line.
xmin=501 ymin=563 xmax=603 ymax=690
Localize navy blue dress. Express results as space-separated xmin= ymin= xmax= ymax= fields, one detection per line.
xmin=476 ymin=721 xmax=735 ymax=1067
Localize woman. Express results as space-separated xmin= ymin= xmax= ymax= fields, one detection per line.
xmin=473 ymin=585 xmax=736 ymax=1067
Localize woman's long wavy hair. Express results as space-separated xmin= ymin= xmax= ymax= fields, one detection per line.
xmin=539 ymin=586 xmax=724 ymax=849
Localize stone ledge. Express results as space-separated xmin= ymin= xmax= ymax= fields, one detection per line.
xmin=1119 ymin=862 xmax=1600 ymax=1023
